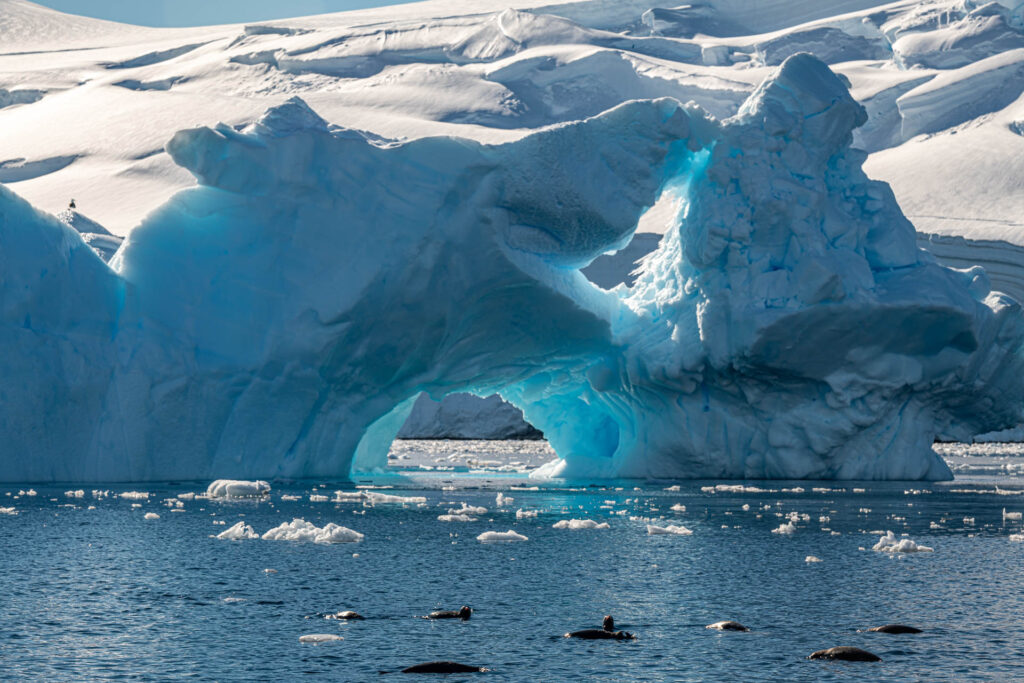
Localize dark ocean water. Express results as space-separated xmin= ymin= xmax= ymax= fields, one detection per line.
xmin=2 ymin=445 xmax=1024 ymax=682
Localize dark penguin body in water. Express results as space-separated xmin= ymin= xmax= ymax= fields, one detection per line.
xmin=868 ymin=624 xmax=921 ymax=634
xmin=399 ymin=661 xmax=487 ymax=674
xmin=706 ymin=620 xmax=749 ymax=632
xmin=565 ymin=615 xmax=636 ymax=640
xmin=426 ymin=606 xmax=471 ymax=620
xmin=808 ymin=646 xmax=881 ymax=662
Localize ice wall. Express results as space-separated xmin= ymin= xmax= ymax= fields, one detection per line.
xmin=1 ymin=53 xmax=1021 ymax=482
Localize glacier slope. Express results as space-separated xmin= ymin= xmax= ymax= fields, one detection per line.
xmin=1 ymin=54 xmax=1021 ymax=482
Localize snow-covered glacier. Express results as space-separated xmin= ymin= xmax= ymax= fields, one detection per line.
xmin=2 ymin=53 xmax=1022 ymax=482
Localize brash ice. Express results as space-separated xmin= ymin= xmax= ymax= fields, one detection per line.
xmin=1 ymin=54 xmax=1021 ymax=482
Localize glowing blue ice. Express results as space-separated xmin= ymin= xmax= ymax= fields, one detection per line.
xmin=1 ymin=54 xmax=1021 ymax=482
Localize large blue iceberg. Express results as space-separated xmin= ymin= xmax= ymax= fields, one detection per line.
xmin=2 ymin=54 xmax=1022 ymax=482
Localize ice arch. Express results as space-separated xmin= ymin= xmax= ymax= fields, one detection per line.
xmin=0 ymin=54 xmax=1021 ymax=482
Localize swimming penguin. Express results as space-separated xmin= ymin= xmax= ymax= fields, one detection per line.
xmin=706 ymin=621 xmax=750 ymax=632
xmin=426 ymin=605 xmax=471 ymax=620
xmin=868 ymin=624 xmax=921 ymax=634
xmin=565 ymin=615 xmax=636 ymax=640
xmin=808 ymin=646 xmax=881 ymax=662
xmin=328 ymin=610 xmax=365 ymax=620
xmin=399 ymin=661 xmax=488 ymax=674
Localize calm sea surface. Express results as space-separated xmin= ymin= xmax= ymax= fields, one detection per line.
xmin=2 ymin=441 xmax=1023 ymax=682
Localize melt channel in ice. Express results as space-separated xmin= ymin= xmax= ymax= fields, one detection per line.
xmin=1 ymin=53 xmax=1022 ymax=483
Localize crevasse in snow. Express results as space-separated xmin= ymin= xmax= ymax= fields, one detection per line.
xmin=1 ymin=53 xmax=1021 ymax=482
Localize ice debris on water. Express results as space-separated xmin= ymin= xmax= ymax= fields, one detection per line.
xmin=805 ymin=555 xmax=823 ymax=563
xmin=119 ymin=491 xmax=149 ymax=500
xmin=552 ymin=519 xmax=610 ymax=530
xmin=1003 ymin=508 xmax=1022 ymax=520
xmin=495 ymin=493 xmax=513 ymax=507
xmin=206 ymin=480 xmax=270 ymax=499
xmin=477 ymin=530 xmax=527 ymax=542
xmin=262 ymin=519 xmax=364 ymax=544
xmin=144 ymin=512 xmax=160 ymax=520
xmin=772 ymin=522 xmax=796 ymax=535
xmin=299 ymin=634 xmax=343 ymax=643
xmin=872 ymin=531 xmax=934 ymax=553
xmin=0 ymin=506 xmax=17 ymax=515
xmin=515 ymin=508 xmax=538 ymax=519
xmin=448 ymin=503 xmax=487 ymax=515
xmin=670 ymin=504 xmax=686 ymax=512
xmin=438 ymin=514 xmax=476 ymax=522
xmin=216 ymin=521 xmax=259 ymax=540
xmin=647 ymin=524 xmax=693 ymax=536
xmin=64 ymin=490 xmax=84 ymax=498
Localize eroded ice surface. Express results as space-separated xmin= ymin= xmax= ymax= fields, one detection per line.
xmin=1 ymin=53 xmax=1023 ymax=482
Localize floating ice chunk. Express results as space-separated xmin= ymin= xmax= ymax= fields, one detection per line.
xmin=262 ymin=519 xmax=364 ymax=544
xmin=1010 ymin=534 xmax=1024 ymax=542
xmin=438 ymin=514 xmax=476 ymax=522
xmin=448 ymin=503 xmax=487 ymax=515
xmin=670 ymin=504 xmax=686 ymax=512
xmin=177 ymin=492 xmax=196 ymax=500
xmin=309 ymin=494 xmax=329 ymax=502
xmin=64 ymin=490 xmax=84 ymax=498
xmin=963 ymin=517 xmax=976 ymax=525
xmin=872 ymin=531 xmax=933 ymax=553
xmin=299 ymin=634 xmax=343 ymax=643
xmin=771 ymin=522 xmax=796 ymax=535
xmin=144 ymin=512 xmax=160 ymax=520
xmin=495 ymin=493 xmax=513 ymax=506
xmin=0 ymin=506 xmax=16 ymax=515
xmin=647 ymin=524 xmax=693 ymax=535
xmin=805 ymin=555 xmax=823 ymax=563
xmin=20 ymin=489 xmax=37 ymax=496
xmin=476 ymin=530 xmax=527 ymax=542
xmin=120 ymin=491 xmax=149 ymax=500
xmin=206 ymin=480 xmax=270 ymax=498
xmin=1003 ymin=508 xmax=1023 ymax=520
xmin=216 ymin=521 xmax=259 ymax=540
xmin=364 ymin=491 xmax=426 ymax=505
xmin=281 ymin=494 xmax=301 ymax=501
xmin=90 ymin=491 xmax=110 ymax=499
xmin=515 ymin=508 xmax=538 ymax=519
xmin=552 ymin=519 xmax=610 ymax=530
xmin=664 ymin=485 xmax=681 ymax=491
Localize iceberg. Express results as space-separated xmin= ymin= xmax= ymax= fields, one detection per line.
xmin=0 ymin=53 xmax=1022 ymax=483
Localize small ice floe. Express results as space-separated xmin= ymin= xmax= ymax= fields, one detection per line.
xmin=438 ymin=514 xmax=476 ymax=522
xmin=700 ymin=484 xmax=768 ymax=494
xmin=216 ymin=521 xmax=259 ymax=540
xmin=92 ymin=490 xmax=110 ymax=498
xmin=552 ymin=519 xmax=610 ymax=530
xmin=309 ymin=494 xmax=329 ymax=502
xmin=64 ymin=490 xmax=84 ymax=498
xmin=144 ymin=512 xmax=160 ymax=520
xmin=495 ymin=493 xmax=513 ymax=506
xmin=515 ymin=508 xmax=538 ymax=519
xmin=19 ymin=489 xmax=37 ymax=496
xmin=206 ymin=480 xmax=270 ymax=499
xmin=647 ymin=524 xmax=692 ymax=536
xmin=963 ymin=517 xmax=976 ymax=525
xmin=448 ymin=503 xmax=487 ymax=516
xmin=771 ymin=522 xmax=796 ymax=535
xmin=1009 ymin=534 xmax=1023 ymax=542
xmin=120 ymin=491 xmax=150 ymax=500
xmin=0 ymin=506 xmax=17 ymax=515
xmin=299 ymin=633 xmax=343 ymax=643
xmin=1003 ymin=508 xmax=1023 ymax=521
xmin=872 ymin=531 xmax=933 ymax=553
xmin=670 ymin=504 xmax=686 ymax=512
xmin=476 ymin=530 xmax=527 ymax=542
xmin=742 ymin=504 xmax=750 ymax=511
xmin=783 ymin=487 xmax=805 ymax=493
xmin=131 ymin=503 xmax=142 ymax=509
xmin=177 ymin=492 xmax=196 ymax=500
xmin=264 ymin=568 xmax=277 ymax=574
xmin=223 ymin=597 xmax=245 ymax=603
xmin=333 ymin=491 xmax=425 ymax=505
xmin=664 ymin=485 xmax=681 ymax=491
xmin=805 ymin=555 xmax=823 ymax=563
xmin=262 ymin=519 xmax=364 ymax=544
xmin=280 ymin=494 xmax=301 ymax=501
